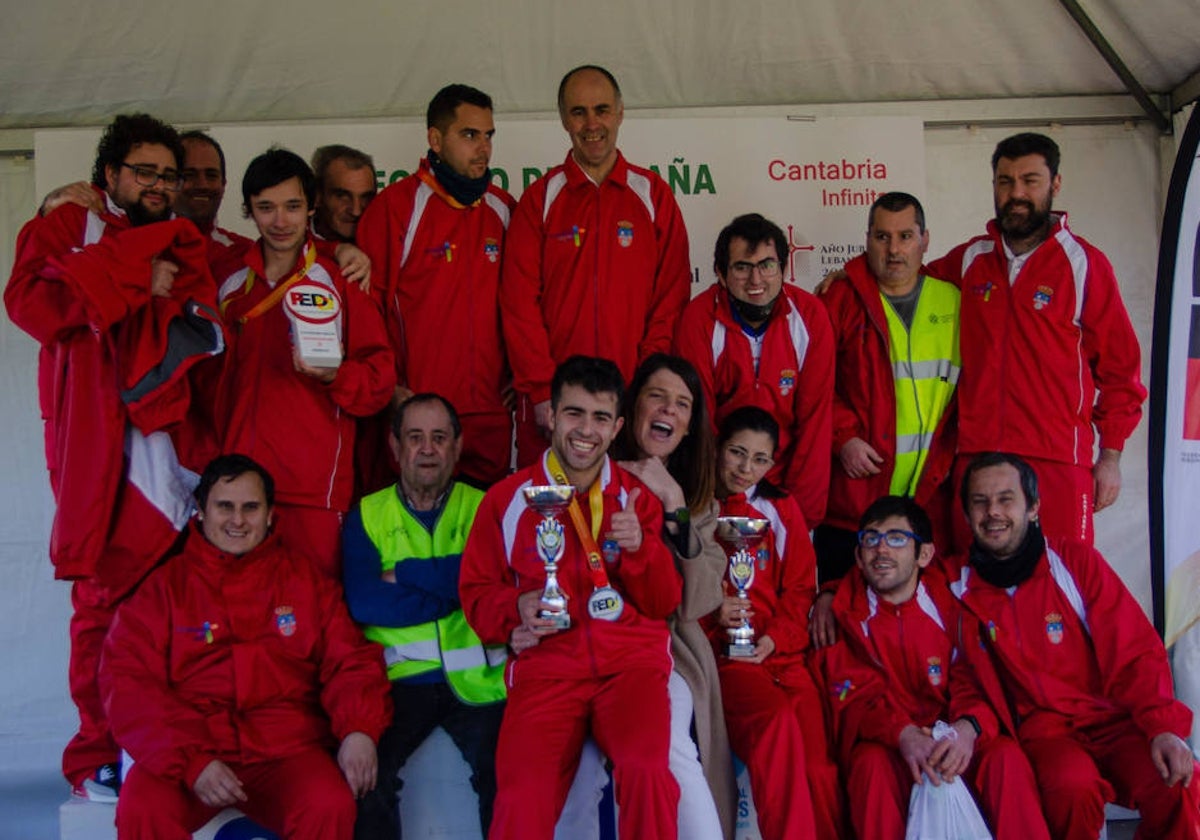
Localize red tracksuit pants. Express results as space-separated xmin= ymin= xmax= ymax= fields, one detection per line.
xmin=720 ymin=657 xmax=843 ymax=840
xmin=846 ymin=735 xmax=1049 ymax=840
xmin=489 ymin=667 xmax=678 ymax=840
xmin=1022 ymin=721 xmax=1200 ymax=840
xmin=115 ymin=748 xmax=355 ymax=840
xmin=64 ymin=578 xmax=122 ymax=786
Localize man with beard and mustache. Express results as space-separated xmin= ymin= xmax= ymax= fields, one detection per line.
xmin=949 ymin=452 xmax=1200 ymax=839
xmin=929 ymin=134 xmax=1145 ymax=548
xmin=501 ymin=65 xmax=692 ymax=469
xmin=357 ymin=84 xmax=516 ymax=491
xmin=6 ymin=113 xmax=225 ymax=802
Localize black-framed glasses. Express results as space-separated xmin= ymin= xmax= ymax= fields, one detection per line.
xmin=121 ymin=162 xmax=182 ymax=190
xmin=728 ymin=257 xmax=781 ymax=279
xmin=857 ymin=528 xmax=920 ymax=549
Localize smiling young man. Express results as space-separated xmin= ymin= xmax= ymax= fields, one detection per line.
xmin=101 ymin=454 xmax=391 ymax=840
xmin=459 ymin=355 xmax=682 ymax=840
xmin=948 ymin=452 xmax=1200 ymax=839
xmin=357 ymin=84 xmax=517 ymax=490
xmin=501 ymin=65 xmax=691 ymax=468
xmin=341 ymin=393 xmax=506 ymax=840
xmin=928 ymin=134 xmax=1146 ymax=548
xmin=675 ymin=212 xmax=835 ymax=527
xmin=215 ymin=148 xmax=394 ymax=578
xmin=819 ymin=495 xmax=1047 ymax=840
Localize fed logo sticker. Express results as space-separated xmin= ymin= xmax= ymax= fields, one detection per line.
xmin=284 ymin=283 xmax=342 ymax=324
xmin=275 ymin=606 xmax=297 ymax=637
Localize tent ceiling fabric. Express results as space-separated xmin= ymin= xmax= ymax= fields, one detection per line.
xmin=1 ymin=0 xmax=1198 ymax=129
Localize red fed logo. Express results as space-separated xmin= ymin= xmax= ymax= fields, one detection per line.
xmin=284 ymin=282 xmax=342 ymax=324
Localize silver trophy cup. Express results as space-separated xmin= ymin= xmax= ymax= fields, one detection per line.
xmin=523 ymin=485 xmax=576 ymax=629
xmin=716 ymin=516 xmax=771 ymax=657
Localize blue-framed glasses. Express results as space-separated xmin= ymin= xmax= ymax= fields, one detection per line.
xmin=857 ymin=528 xmax=920 ymax=549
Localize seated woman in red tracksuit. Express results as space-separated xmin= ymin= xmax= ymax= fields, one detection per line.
xmin=706 ymin=406 xmax=843 ymax=840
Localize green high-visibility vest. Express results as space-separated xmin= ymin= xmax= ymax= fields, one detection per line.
xmin=882 ymin=276 xmax=961 ymax=496
xmin=359 ymin=483 xmax=506 ymax=705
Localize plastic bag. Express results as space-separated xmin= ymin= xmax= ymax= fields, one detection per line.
xmin=904 ymin=721 xmax=993 ymax=840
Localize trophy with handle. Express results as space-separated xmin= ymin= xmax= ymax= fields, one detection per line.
xmin=523 ymin=485 xmax=576 ymax=629
xmin=716 ymin=516 xmax=770 ymax=657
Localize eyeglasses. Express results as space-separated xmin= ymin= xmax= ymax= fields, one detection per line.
xmin=857 ymin=528 xmax=921 ymax=549
xmin=728 ymin=257 xmax=781 ymax=279
xmin=723 ymin=444 xmax=774 ymax=470
xmin=121 ymin=162 xmax=182 ymax=190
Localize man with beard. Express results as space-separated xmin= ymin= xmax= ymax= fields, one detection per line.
xmin=7 ymin=113 xmax=224 ymax=800
xmin=357 ymin=84 xmax=516 ymax=489
xmin=675 ymin=212 xmax=835 ymax=526
xmin=949 ymin=452 xmax=1200 ymax=839
xmin=501 ymin=65 xmax=692 ymax=468
xmin=928 ymin=134 xmax=1145 ymax=547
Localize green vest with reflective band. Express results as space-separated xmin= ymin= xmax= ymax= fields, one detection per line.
xmin=359 ymin=483 xmax=506 ymax=705
xmin=882 ymin=276 xmax=961 ymax=496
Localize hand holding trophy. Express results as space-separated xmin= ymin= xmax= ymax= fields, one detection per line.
xmin=716 ymin=516 xmax=770 ymax=657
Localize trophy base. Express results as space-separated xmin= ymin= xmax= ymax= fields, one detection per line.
xmin=726 ymin=641 xmax=757 ymax=658
xmin=539 ymin=610 xmax=572 ymax=630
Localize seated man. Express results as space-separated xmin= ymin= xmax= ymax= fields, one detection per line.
xmin=820 ymin=494 xmax=1047 ymax=840
xmin=951 ymin=452 xmax=1200 ymax=839
xmin=100 ymin=454 xmax=392 ymax=840
xmin=343 ymin=393 xmax=507 ymax=839
xmin=460 ymin=355 xmax=682 ymax=840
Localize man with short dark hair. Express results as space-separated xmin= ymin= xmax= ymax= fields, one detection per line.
xmin=343 ymin=393 xmax=506 ymax=839
xmin=950 ymin=452 xmax=1200 ymax=838
xmin=101 ymin=454 xmax=391 ymax=840
xmin=930 ymin=134 xmax=1146 ymax=547
xmin=175 ymin=130 xmax=252 ymax=264
xmin=311 ymin=144 xmax=377 ymax=243
xmin=675 ymin=212 xmax=835 ymax=527
xmin=460 ymin=355 xmax=682 ymax=839
xmin=357 ymin=84 xmax=516 ymax=489
xmin=820 ymin=494 xmax=1047 ymax=839
xmin=6 ymin=112 xmax=224 ymax=800
xmin=502 ymin=65 xmax=691 ymax=468
xmin=216 ymin=148 xmax=394 ymax=577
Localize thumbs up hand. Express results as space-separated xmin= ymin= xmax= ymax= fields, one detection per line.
xmin=605 ymin=487 xmax=643 ymax=553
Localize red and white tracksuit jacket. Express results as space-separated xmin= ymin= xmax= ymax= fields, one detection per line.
xmin=460 ymin=453 xmax=681 ymax=840
xmin=820 ymin=254 xmax=957 ymax=533
xmin=357 ymin=158 xmax=516 ymax=485
xmin=100 ymin=523 xmax=391 ymax=788
xmin=216 ymin=238 xmax=395 ymax=514
xmin=500 ymin=151 xmax=691 ymax=404
xmin=929 ymin=214 xmax=1145 ymax=466
xmin=820 ymin=569 xmax=1047 ymax=840
xmin=676 ymin=283 xmax=835 ymax=525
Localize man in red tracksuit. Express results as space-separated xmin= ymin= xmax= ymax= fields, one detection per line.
xmin=676 ymin=212 xmax=835 ymax=526
xmin=215 ymin=148 xmax=395 ymax=578
xmin=950 ymin=452 xmax=1200 ymax=839
xmin=5 ymin=113 xmax=227 ymax=800
xmin=928 ymin=133 xmax=1146 ymax=547
xmin=175 ymin=130 xmax=253 ymax=266
xmin=501 ymin=65 xmax=691 ymax=467
xmin=100 ymin=454 xmax=392 ymax=840
xmin=820 ymin=495 xmax=1047 ymax=840
xmin=357 ymin=83 xmax=516 ymax=488
xmin=460 ymin=356 xmax=681 ymax=840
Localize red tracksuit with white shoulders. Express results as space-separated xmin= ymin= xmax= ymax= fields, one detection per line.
xmin=357 ymin=158 xmax=516 ymax=486
xmin=459 ymin=453 xmax=681 ymax=840
xmin=501 ymin=152 xmax=691 ymax=465
xmin=948 ymin=538 xmax=1200 ymax=840
xmin=929 ymin=214 xmax=1146 ymax=545
xmin=704 ymin=488 xmax=842 ymax=840
xmin=100 ymin=523 xmax=392 ymax=840
xmin=821 ymin=568 xmax=1047 ymax=840
xmin=216 ymin=239 xmax=395 ymax=575
xmin=676 ymin=283 xmax=836 ymax=525
xmin=5 ymin=190 xmax=223 ymax=786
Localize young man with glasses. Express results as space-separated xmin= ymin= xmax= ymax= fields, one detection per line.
xmin=7 ymin=113 xmax=225 ymax=802
xmin=817 ymin=494 xmax=1048 ymax=840
xmin=676 ymin=212 xmax=835 ymax=526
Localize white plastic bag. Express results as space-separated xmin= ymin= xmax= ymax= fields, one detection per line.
xmin=904 ymin=721 xmax=993 ymax=840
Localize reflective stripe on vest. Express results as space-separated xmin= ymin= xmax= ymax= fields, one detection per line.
xmin=883 ymin=276 xmax=961 ymax=496
xmin=359 ymin=483 xmax=506 ymax=705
